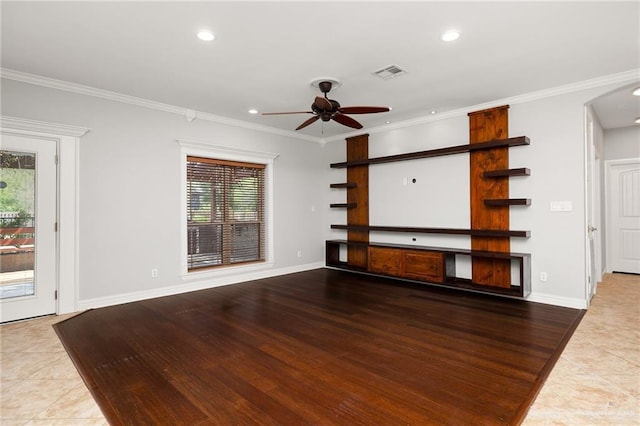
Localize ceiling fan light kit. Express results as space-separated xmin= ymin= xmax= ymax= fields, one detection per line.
xmin=263 ymin=77 xmax=390 ymax=131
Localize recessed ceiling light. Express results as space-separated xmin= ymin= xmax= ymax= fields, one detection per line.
xmin=197 ymin=30 xmax=215 ymax=41
xmin=633 ymin=87 xmax=640 ymax=96
xmin=635 ymin=117 xmax=640 ymax=124
xmin=430 ymin=110 xmax=437 ymax=115
xmin=248 ymin=109 xmax=258 ymax=114
xmin=441 ymin=30 xmax=460 ymax=42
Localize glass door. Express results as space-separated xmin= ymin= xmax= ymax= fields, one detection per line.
xmin=1 ymin=134 xmax=57 ymax=322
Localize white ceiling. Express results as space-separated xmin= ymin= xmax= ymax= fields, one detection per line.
xmin=2 ymin=1 xmax=639 ymax=140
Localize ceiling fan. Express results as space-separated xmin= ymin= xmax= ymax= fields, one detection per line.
xmin=262 ymin=80 xmax=390 ymax=130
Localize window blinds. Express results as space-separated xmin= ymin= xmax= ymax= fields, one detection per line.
xmin=186 ymin=156 xmax=266 ymax=271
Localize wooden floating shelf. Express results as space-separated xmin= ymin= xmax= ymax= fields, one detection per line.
xmin=330 ymin=182 xmax=357 ymax=189
xmin=330 ymin=136 xmax=530 ymax=169
xmin=484 ymin=198 xmax=531 ymax=206
xmin=327 ymin=240 xmax=530 ymax=260
xmin=330 ymin=203 xmax=357 ymax=209
xmin=483 ymin=168 xmax=530 ymax=178
xmin=331 ymin=224 xmax=530 ymax=238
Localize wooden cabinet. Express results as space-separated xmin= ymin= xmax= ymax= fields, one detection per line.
xmin=403 ymin=251 xmax=446 ymax=283
xmin=368 ymin=247 xmax=402 ymax=276
xmin=368 ymin=246 xmax=452 ymax=284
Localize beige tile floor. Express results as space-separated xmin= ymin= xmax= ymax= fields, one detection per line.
xmin=523 ymin=272 xmax=639 ymax=425
xmin=1 ymin=273 xmax=638 ymax=425
xmin=0 ymin=312 xmax=107 ymax=425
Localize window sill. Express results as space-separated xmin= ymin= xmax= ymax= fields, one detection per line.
xmin=180 ymin=261 xmax=275 ymax=282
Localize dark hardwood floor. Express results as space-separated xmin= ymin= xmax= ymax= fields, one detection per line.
xmin=54 ymin=268 xmax=584 ymax=425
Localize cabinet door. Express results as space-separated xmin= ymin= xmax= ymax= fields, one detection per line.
xmin=403 ymin=251 xmax=444 ymax=283
xmin=368 ymin=247 xmax=402 ymax=276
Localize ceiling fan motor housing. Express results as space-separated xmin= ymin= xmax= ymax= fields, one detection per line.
xmin=312 ymin=98 xmax=340 ymax=116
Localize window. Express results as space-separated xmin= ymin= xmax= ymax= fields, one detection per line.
xmin=186 ymin=156 xmax=265 ymax=271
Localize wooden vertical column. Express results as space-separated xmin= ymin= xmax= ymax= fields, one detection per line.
xmin=469 ymin=106 xmax=511 ymax=287
xmin=346 ymin=134 xmax=369 ymax=269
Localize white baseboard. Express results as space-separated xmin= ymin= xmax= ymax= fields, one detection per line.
xmin=77 ymin=262 xmax=325 ymax=311
xmin=526 ymin=292 xmax=588 ymax=309
xmin=77 ymin=264 xmax=588 ymax=312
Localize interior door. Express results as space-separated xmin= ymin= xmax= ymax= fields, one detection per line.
xmin=607 ymin=159 xmax=640 ymax=274
xmin=0 ymin=134 xmax=57 ymax=322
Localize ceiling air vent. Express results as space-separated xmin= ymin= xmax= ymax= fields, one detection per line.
xmin=373 ymin=64 xmax=408 ymax=80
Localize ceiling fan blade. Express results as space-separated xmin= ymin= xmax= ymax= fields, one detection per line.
xmin=338 ymin=106 xmax=390 ymax=114
xmin=262 ymin=111 xmax=313 ymax=115
xmin=332 ymin=113 xmax=363 ymax=129
xmin=296 ymin=115 xmax=320 ymax=130
xmin=314 ymin=96 xmax=333 ymax=111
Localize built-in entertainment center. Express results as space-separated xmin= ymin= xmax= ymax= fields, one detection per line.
xmin=326 ymin=105 xmax=532 ymax=298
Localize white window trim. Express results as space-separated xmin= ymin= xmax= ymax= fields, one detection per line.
xmin=177 ymin=139 xmax=278 ymax=281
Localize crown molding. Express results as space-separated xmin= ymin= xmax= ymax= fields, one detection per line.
xmin=3 ymin=67 xmax=637 ymax=145
xmin=193 ymin=110 xmax=321 ymax=143
xmin=323 ymin=69 xmax=640 ymax=143
xmin=0 ymin=68 xmax=322 ymax=144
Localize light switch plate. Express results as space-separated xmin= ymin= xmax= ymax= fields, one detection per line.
xmin=550 ymin=201 xmax=572 ymax=212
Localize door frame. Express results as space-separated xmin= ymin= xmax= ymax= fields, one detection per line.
xmin=584 ymin=106 xmax=604 ymax=305
xmin=1 ymin=116 xmax=89 ymax=315
xmin=605 ymin=157 xmax=640 ymax=274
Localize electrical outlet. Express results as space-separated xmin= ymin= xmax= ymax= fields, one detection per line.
xmin=151 ymin=268 xmax=158 ymax=278
xmin=540 ymin=272 xmax=548 ymax=282
xmin=297 ymin=250 xmax=303 ymax=258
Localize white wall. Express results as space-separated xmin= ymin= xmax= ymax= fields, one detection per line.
xmin=1 ymin=78 xmax=327 ymax=307
xmin=323 ymin=83 xmax=634 ymax=308
xmin=604 ymin=126 xmax=640 ymax=160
